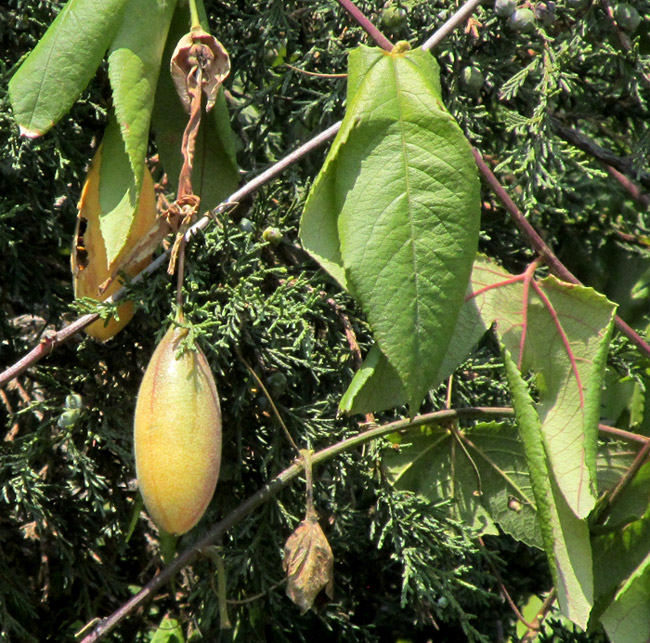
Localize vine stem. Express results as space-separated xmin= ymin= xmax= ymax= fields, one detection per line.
xmin=471 ymin=149 xmax=650 ymax=358
xmin=0 ymin=0 xmax=486 ymax=388
xmin=421 ymin=0 xmax=484 ymax=51
xmin=335 ymin=0 xmax=393 ymax=51
xmin=79 ymin=406 xmax=513 ymax=643
xmin=77 ymin=403 xmax=648 ymax=642
xmin=0 ymin=123 xmax=340 ymax=388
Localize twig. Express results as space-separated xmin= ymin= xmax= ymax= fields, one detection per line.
xmin=0 ymin=123 xmax=341 ymax=389
xmin=478 ymin=536 xmax=538 ymax=631
xmin=599 ymin=0 xmax=650 ymax=87
xmin=521 ymin=589 xmax=557 ymax=642
xmin=421 ymin=0 xmax=484 ymax=51
xmin=283 ymin=63 xmax=346 ymax=79
xmin=335 ymin=0 xmax=394 ymax=51
xmin=233 ymin=346 xmax=301 ymax=456
xmin=597 ymin=438 xmax=650 ymax=525
xmin=0 ymin=313 xmax=100 ymax=387
xmin=1 ymin=0 xmax=488 ymax=388
xmin=226 ymin=578 xmax=285 ymax=605
xmin=471 ymin=148 xmax=650 ymax=360
xmin=79 ymin=406 xmax=514 ymax=643
xmin=599 ymin=423 xmax=650 ymax=444
xmin=551 ymin=118 xmax=650 ymax=190
xmin=605 ymin=166 xmax=650 ymax=210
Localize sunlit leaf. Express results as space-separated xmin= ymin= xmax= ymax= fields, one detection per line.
xmin=340 ymin=281 xmax=486 ymax=415
xmin=300 ymin=45 xmax=480 ymax=412
xmin=503 ymin=348 xmax=593 ymax=628
xmin=471 ymin=258 xmax=617 ymax=518
xmin=591 ymin=461 xmax=650 ymax=641
xmin=108 ymin=0 xmax=177 ymax=190
xmin=8 ymin=0 xmax=128 ymax=137
xmin=72 ymin=124 xmax=158 ymax=340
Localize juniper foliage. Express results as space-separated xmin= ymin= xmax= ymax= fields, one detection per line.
xmin=1 ymin=0 xmax=649 ymax=641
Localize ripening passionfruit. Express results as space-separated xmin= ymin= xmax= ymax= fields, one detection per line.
xmin=134 ymin=321 xmax=222 ymax=535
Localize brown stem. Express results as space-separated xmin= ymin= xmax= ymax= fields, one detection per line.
xmin=472 ymin=148 xmax=650 ymax=360
xmin=599 ymin=423 xmax=650 ymax=444
xmin=521 ymin=589 xmax=557 ymax=642
xmin=79 ymin=406 xmax=514 ymax=642
xmin=597 ymin=438 xmax=650 ymax=525
xmin=605 ymin=166 xmax=650 ymax=210
xmin=0 ymin=123 xmax=341 ymax=389
xmin=478 ymin=536 xmax=537 ymax=631
xmin=335 ymin=0 xmax=393 ymax=51
xmin=0 ymin=1 xmax=487 ymax=388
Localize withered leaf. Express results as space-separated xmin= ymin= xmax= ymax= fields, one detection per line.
xmin=282 ymin=508 xmax=334 ymax=614
xmin=170 ymin=28 xmax=230 ymax=114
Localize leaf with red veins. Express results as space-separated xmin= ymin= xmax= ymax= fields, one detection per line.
xmin=468 ymin=256 xmax=617 ymax=519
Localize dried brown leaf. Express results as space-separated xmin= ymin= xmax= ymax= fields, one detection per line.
xmin=282 ymin=508 xmax=334 ymax=614
xmin=170 ymin=28 xmax=230 ymax=114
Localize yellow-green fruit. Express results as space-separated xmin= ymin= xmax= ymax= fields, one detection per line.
xmin=134 ymin=325 xmax=222 ymax=535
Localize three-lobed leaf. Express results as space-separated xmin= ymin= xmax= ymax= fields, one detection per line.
xmin=300 ymin=45 xmax=481 ymax=413
xmin=384 ymin=421 xmax=541 ymax=546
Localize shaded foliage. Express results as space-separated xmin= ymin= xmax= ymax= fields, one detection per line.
xmin=1 ymin=0 xmax=649 ymax=641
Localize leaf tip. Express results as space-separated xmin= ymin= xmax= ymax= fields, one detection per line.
xmin=18 ymin=124 xmax=46 ymax=139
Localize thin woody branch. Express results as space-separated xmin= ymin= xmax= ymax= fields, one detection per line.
xmin=0 ymin=0 xmax=488 ymax=388
xmin=79 ymin=406 xmax=515 ymax=643
xmin=551 ymin=117 xmax=650 ymax=190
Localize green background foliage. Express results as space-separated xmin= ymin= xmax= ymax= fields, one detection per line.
xmin=1 ymin=0 xmax=649 ymax=641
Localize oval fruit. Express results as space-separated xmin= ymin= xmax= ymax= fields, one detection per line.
xmin=72 ymin=145 xmax=157 ymax=341
xmin=134 ymin=324 xmax=222 ymax=535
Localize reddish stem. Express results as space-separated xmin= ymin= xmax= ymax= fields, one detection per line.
xmin=335 ymin=0 xmax=394 ymax=52
xmin=518 ymin=260 xmax=541 ymax=371
xmin=472 ymin=149 xmax=650 ymax=360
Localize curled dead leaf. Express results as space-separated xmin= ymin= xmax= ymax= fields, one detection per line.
xmin=170 ymin=28 xmax=230 ymax=113
xmin=282 ymin=507 xmax=334 ymax=614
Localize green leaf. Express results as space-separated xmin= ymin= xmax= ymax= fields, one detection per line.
xmin=600 ymin=559 xmax=650 ymax=643
xmin=340 ymin=279 xmax=486 ymax=415
xmin=151 ymin=0 xmax=239 ymax=210
xmin=503 ymin=348 xmax=593 ymax=628
xmin=471 ymin=258 xmax=616 ymax=518
xmin=300 ymin=45 xmax=481 ymax=412
xmin=150 ymin=615 xmax=184 ymax=643
xmin=108 ymin=0 xmax=177 ymax=190
xmin=98 ymin=116 xmax=147 ymax=265
xmin=8 ymin=0 xmax=129 ymax=137
xmin=384 ymin=422 xmax=541 ymax=546
xmin=593 ymin=472 xmax=650 ymax=643
xmin=590 ymin=461 xmax=650 ymax=635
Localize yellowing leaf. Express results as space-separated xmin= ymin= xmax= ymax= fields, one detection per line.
xmin=72 ymin=142 xmax=158 ymax=341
